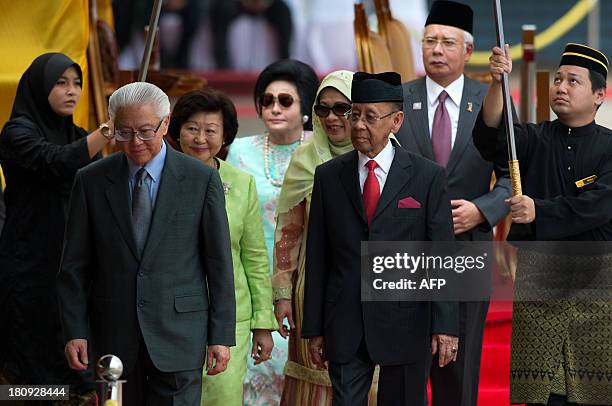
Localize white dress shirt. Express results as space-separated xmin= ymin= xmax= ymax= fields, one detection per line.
xmin=358 ymin=138 xmax=395 ymax=194
xmin=426 ymin=74 xmax=464 ymax=148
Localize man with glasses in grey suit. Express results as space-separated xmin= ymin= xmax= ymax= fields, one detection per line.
xmin=57 ymin=82 xmax=236 ymax=405
xmin=395 ymin=2 xmax=511 ymax=406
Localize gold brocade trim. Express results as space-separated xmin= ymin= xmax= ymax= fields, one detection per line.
xmin=273 ymin=286 xmax=292 ymax=301
xmin=284 ymin=361 xmax=381 ymax=387
xmin=285 ymin=361 xmax=332 ymax=386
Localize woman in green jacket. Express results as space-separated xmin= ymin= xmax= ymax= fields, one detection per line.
xmin=169 ymin=88 xmax=277 ymax=405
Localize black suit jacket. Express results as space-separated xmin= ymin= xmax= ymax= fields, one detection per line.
xmin=57 ymin=146 xmax=236 ymax=373
xmin=396 ymin=77 xmax=511 ymax=240
xmin=302 ymin=146 xmax=459 ymax=366
xmin=0 ymin=185 xmax=5 ymax=235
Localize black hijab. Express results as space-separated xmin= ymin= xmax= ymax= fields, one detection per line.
xmin=5 ymin=53 xmax=83 ymax=145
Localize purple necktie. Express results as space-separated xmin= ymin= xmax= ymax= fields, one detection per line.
xmin=432 ymin=91 xmax=451 ymax=167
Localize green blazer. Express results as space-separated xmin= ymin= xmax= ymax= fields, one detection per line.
xmin=218 ymin=159 xmax=277 ymax=330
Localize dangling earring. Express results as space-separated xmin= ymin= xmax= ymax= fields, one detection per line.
xmin=302 ymin=115 xmax=309 ymax=124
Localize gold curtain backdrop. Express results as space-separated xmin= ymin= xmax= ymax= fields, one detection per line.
xmin=0 ymin=0 xmax=90 ymax=130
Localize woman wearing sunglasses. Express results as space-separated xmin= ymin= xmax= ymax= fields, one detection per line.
xmin=226 ymin=59 xmax=319 ymax=404
xmin=272 ymin=70 xmax=381 ymax=405
xmin=168 ymin=88 xmax=278 ymax=406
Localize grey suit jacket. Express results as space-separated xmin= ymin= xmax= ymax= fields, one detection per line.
xmin=57 ymin=146 xmax=236 ymax=373
xmin=395 ymin=76 xmax=511 ymax=240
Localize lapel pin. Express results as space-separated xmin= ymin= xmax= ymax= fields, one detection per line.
xmin=412 ymin=102 xmax=422 ymax=110
xmin=223 ymin=182 xmax=231 ymax=195
xmin=467 ymin=102 xmax=473 ymax=112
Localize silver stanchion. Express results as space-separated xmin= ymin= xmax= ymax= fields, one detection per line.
xmin=96 ymin=355 xmax=125 ymax=406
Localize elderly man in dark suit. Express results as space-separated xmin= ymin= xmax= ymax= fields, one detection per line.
xmin=302 ymin=72 xmax=459 ymax=406
xmin=57 ymin=82 xmax=236 ymax=405
xmin=395 ymin=2 xmax=511 ymax=405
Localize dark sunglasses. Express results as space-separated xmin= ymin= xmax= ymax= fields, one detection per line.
xmin=313 ymin=102 xmax=352 ymax=118
xmin=260 ymin=93 xmax=294 ymax=108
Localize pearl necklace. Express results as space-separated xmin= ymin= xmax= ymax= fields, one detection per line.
xmin=264 ymin=132 xmax=305 ymax=187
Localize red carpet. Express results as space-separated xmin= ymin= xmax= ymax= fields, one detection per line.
xmin=478 ymin=300 xmax=516 ymax=406
xmin=425 ymin=300 xmax=517 ymax=406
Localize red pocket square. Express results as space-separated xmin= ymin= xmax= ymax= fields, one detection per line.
xmin=398 ymin=197 xmax=421 ymax=209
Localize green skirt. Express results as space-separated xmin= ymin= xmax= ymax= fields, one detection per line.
xmin=201 ymin=319 xmax=251 ymax=406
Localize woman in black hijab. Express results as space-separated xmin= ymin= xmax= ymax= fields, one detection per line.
xmin=0 ymin=53 xmax=113 ymax=390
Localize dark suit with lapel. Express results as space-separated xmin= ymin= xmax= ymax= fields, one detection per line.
xmin=57 ymin=146 xmax=236 ymax=402
xmin=302 ymin=145 xmax=459 ymax=405
xmin=396 ymin=76 xmax=511 ymax=406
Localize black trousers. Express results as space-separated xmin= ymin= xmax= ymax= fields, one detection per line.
xmin=121 ymin=339 xmax=202 ymax=406
xmin=329 ymin=340 xmax=428 ymax=406
xmin=527 ymin=393 xmax=611 ymax=406
xmin=209 ymin=0 xmax=293 ymax=69
xmin=430 ymin=301 xmax=489 ymax=406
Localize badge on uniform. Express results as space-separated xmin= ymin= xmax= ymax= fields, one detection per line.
xmin=412 ymin=102 xmax=422 ymax=110
xmin=575 ymin=175 xmax=597 ymax=188
xmin=467 ymin=102 xmax=473 ymax=112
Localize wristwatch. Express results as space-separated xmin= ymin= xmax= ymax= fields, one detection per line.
xmin=98 ymin=122 xmax=113 ymax=140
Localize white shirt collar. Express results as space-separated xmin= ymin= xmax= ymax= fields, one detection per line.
xmin=357 ymin=137 xmax=394 ymax=174
xmin=426 ymin=74 xmax=464 ymax=108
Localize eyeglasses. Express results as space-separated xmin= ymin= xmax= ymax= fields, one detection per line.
xmin=313 ymin=102 xmax=352 ymax=118
xmin=260 ymin=93 xmax=295 ymax=109
xmin=115 ymin=118 xmax=165 ymax=142
xmin=348 ymin=110 xmax=399 ymax=125
xmin=422 ymin=37 xmax=463 ymax=51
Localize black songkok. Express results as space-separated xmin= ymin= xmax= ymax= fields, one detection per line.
xmin=425 ymin=1 xmax=473 ymax=35
xmin=351 ymin=72 xmax=403 ymax=104
xmin=559 ymin=43 xmax=608 ymax=79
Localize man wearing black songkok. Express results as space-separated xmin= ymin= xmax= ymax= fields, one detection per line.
xmin=396 ymin=2 xmax=511 ymax=405
xmin=475 ymin=43 xmax=612 ymax=406
xmin=302 ymin=72 xmax=459 ymax=405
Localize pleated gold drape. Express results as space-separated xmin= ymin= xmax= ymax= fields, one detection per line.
xmin=0 ymin=0 xmax=91 ymax=130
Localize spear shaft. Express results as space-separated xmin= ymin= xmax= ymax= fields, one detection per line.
xmin=138 ymin=0 xmax=164 ymax=82
xmin=493 ymin=0 xmax=522 ymax=196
